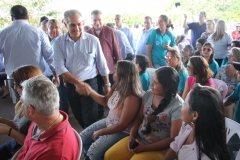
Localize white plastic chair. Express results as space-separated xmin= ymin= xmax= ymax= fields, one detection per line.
xmin=212 ymin=78 xmax=228 ymax=99
xmin=73 ymin=128 xmax=82 ymax=160
xmin=225 ymin=118 xmax=240 ymax=159
xmin=146 ymin=68 xmax=156 ymax=82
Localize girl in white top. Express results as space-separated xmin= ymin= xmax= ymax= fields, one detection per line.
xmin=163 ymin=84 xmax=230 ymax=160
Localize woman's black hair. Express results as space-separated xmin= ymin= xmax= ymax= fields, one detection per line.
xmin=189 ymin=84 xmax=230 ymax=160
xmin=197 ymin=38 xmax=207 ymax=46
xmin=232 ymin=40 xmax=240 ymax=48
xmin=177 ymin=34 xmax=186 ymax=45
xmin=141 ymin=66 xmax=179 ymax=135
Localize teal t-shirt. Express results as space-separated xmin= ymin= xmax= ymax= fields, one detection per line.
xmin=146 ymin=29 xmax=176 ymax=66
xmin=209 ymin=60 xmax=219 ymax=77
xmin=178 ymin=69 xmax=188 ymax=92
xmin=140 ymin=72 xmax=150 ymax=92
xmin=230 ymin=83 xmax=240 ymax=123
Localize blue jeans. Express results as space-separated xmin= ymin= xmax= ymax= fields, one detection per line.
xmin=80 ymin=118 xmax=129 ymax=160
xmin=0 ymin=139 xmax=22 ymax=160
xmin=67 ymin=77 xmax=98 ymax=128
xmin=97 ymin=74 xmax=114 ymax=115
xmin=124 ymin=53 xmax=135 ymax=61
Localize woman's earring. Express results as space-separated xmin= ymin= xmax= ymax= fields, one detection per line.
xmin=191 ymin=121 xmax=194 ymax=126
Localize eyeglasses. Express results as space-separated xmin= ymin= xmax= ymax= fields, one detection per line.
xmin=228 ymin=53 xmax=233 ymax=57
xmin=165 ymin=55 xmax=173 ymax=60
xmin=202 ymin=48 xmax=211 ymax=52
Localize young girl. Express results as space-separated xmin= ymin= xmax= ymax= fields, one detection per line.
xmin=182 ymin=44 xmax=194 ymax=68
xmin=80 ymin=60 xmax=143 ymax=160
xmin=202 ymin=42 xmax=219 ymax=77
xmin=134 ymin=55 xmax=150 ymax=92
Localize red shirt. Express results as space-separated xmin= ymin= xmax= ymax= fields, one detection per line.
xmin=232 ymin=31 xmax=240 ymax=40
xmin=87 ymin=26 xmax=121 ymax=74
xmin=15 ymin=111 xmax=79 ymax=160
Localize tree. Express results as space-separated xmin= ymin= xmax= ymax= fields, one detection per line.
xmin=0 ymin=0 xmax=61 ymax=28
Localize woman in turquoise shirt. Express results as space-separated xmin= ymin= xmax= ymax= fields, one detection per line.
xmin=202 ymin=42 xmax=219 ymax=77
xmin=146 ymin=15 xmax=176 ymax=69
xmin=166 ymin=49 xmax=188 ymax=96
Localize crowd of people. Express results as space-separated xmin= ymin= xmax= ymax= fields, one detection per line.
xmin=0 ymin=4 xmax=239 ymax=160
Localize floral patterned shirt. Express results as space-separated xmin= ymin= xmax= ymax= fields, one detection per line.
xmin=215 ymin=65 xmax=238 ymax=89
xmin=138 ymin=91 xmax=183 ymax=144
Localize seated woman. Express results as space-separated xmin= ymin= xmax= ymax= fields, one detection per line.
xmin=104 ymin=66 xmax=183 ymax=160
xmin=221 ymin=40 xmax=240 ymax=66
xmin=181 ymin=44 xmax=194 ymax=68
xmin=216 ymin=47 xmax=240 ymax=96
xmin=134 ymin=55 xmax=150 ymax=91
xmin=163 ymin=84 xmax=230 ymax=160
xmin=0 ymin=65 xmax=43 ymax=159
xmin=182 ymin=56 xmax=216 ymax=100
xmin=80 ymin=60 xmax=143 ymax=160
xmin=202 ymin=42 xmax=219 ymax=77
xmin=166 ymin=50 xmax=188 ymax=97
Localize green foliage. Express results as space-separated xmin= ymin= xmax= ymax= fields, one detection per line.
xmin=0 ymin=0 xmax=60 ymax=28
xmin=103 ymin=13 xmax=148 ymax=27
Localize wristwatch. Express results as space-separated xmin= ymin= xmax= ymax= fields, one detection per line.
xmin=105 ymin=83 xmax=111 ymax=87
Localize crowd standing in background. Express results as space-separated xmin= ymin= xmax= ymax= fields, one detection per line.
xmin=0 ymin=4 xmax=240 ymax=160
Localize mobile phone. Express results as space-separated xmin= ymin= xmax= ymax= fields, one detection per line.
xmin=130 ymin=141 xmax=139 ymax=149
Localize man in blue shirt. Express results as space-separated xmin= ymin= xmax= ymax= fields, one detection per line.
xmin=136 ymin=16 xmax=154 ymax=56
xmin=183 ymin=11 xmax=206 ymax=49
xmin=54 ymin=10 xmax=110 ymax=128
xmin=0 ymin=5 xmax=59 ymax=101
xmin=115 ymin=14 xmax=136 ymax=56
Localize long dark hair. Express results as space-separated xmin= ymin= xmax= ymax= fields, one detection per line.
xmin=141 ymin=66 xmax=179 ymax=134
xmin=189 ymin=84 xmax=230 ymax=160
xmin=189 ymin=56 xmax=214 ymax=84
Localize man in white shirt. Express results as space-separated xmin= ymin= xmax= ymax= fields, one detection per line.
xmin=0 ymin=5 xmax=59 ymax=101
xmin=115 ymin=14 xmax=136 ymax=57
xmin=54 ymin=10 xmax=110 ymax=128
xmin=136 ymin=16 xmax=154 ymax=56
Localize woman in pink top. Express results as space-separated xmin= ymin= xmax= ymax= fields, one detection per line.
xmin=182 ymin=56 xmax=216 ymax=100
xmin=163 ymin=84 xmax=230 ymax=160
xmin=80 ymin=60 xmax=143 ymax=160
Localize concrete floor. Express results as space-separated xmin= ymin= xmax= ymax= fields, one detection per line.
xmin=0 ymin=94 xmax=108 ymax=159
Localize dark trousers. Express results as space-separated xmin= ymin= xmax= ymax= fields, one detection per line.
xmin=0 ymin=139 xmax=22 ymax=160
xmin=67 ymin=77 xmax=98 ymax=129
xmin=47 ymin=76 xmax=69 ymax=114
xmin=58 ymin=76 xmax=69 ymax=114
xmin=97 ymin=74 xmax=114 ymax=114
xmin=0 ymin=72 xmax=7 ymax=87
